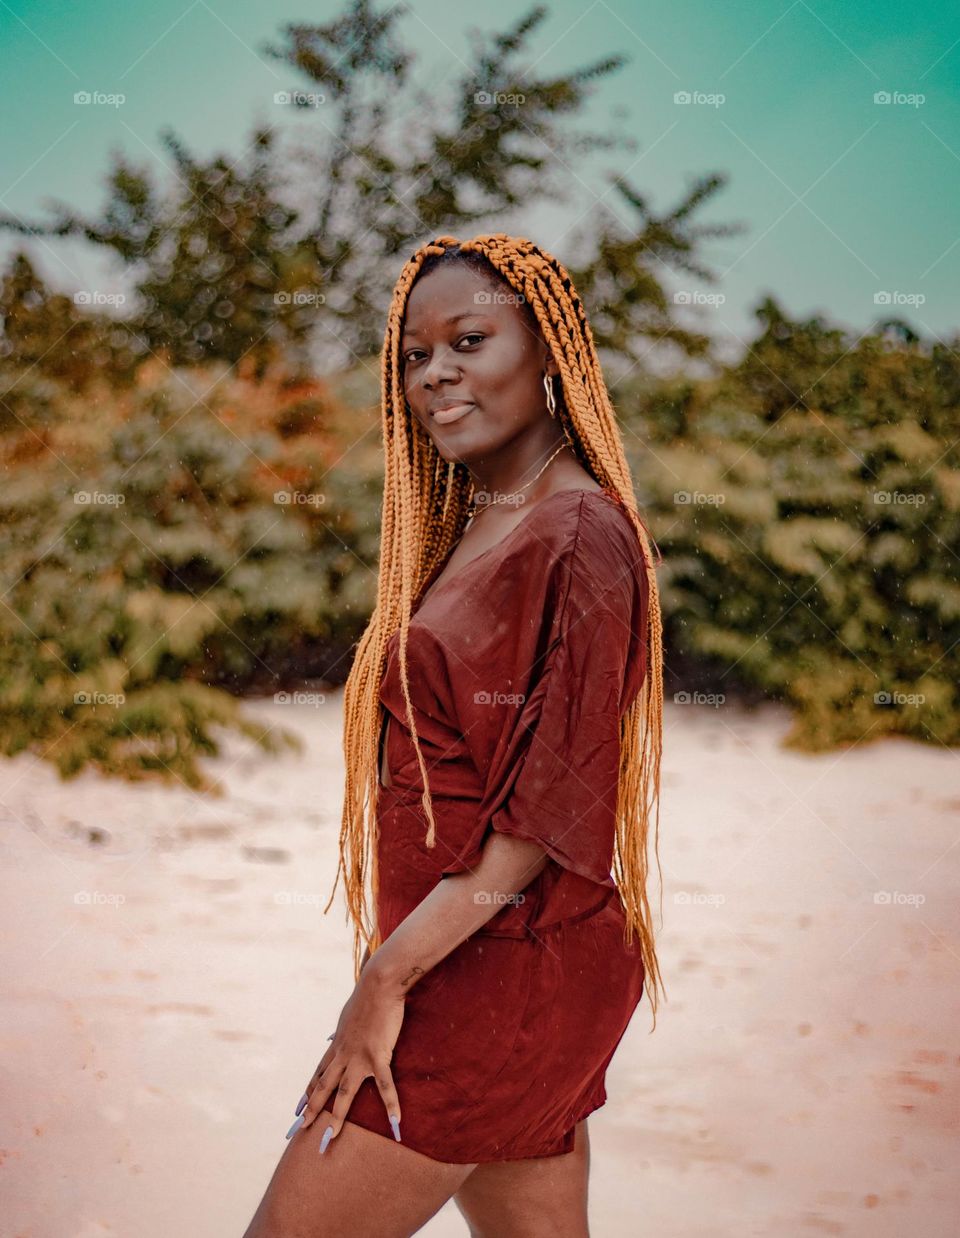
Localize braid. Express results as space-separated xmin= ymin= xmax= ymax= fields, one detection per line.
xmin=328 ymin=233 xmax=667 ymax=1025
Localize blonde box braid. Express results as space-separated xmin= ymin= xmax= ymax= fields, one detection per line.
xmin=326 ymin=234 xmax=667 ymax=1024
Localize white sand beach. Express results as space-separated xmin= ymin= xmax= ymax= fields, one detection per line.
xmin=2 ymin=693 xmax=958 ymax=1236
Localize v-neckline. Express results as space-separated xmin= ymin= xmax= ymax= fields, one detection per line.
xmin=412 ymin=486 xmax=621 ymax=615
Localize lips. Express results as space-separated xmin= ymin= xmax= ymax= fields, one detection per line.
xmin=430 ymin=401 xmax=475 ymax=426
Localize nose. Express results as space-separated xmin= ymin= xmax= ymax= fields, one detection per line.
xmin=420 ymin=346 xmax=461 ymax=391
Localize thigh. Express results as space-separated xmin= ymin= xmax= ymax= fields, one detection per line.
xmin=453 ymin=1119 xmax=591 ymax=1238
xmin=243 ymin=1117 xmax=476 ymax=1238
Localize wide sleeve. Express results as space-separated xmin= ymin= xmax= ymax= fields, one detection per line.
xmin=440 ymin=497 xmax=649 ymax=885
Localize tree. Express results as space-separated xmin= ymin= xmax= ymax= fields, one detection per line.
xmin=0 ymin=2 xmax=738 ymax=376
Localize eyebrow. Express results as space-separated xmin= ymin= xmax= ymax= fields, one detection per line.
xmin=401 ymin=312 xmax=492 ymax=341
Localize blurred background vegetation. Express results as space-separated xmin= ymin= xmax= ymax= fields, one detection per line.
xmin=1 ymin=2 xmax=957 ymax=789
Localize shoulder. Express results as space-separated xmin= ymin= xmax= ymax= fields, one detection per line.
xmin=534 ymin=487 xmax=644 ymax=570
xmin=517 ymin=487 xmax=647 ymax=608
xmin=517 ymin=486 xmax=638 ymax=543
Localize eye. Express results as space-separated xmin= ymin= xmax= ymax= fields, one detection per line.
xmin=402 ymin=334 xmax=485 ymax=364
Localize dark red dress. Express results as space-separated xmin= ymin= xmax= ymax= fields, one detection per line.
xmin=344 ymin=487 xmax=650 ymax=1163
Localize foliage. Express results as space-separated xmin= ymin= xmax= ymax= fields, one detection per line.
xmin=0 ymin=352 xmax=383 ymax=790
xmin=0 ymin=2 xmax=738 ymax=374
xmin=623 ymin=298 xmax=960 ymax=750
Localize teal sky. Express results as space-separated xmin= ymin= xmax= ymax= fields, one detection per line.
xmin=1 ymin=0 xmax=957 ymax=366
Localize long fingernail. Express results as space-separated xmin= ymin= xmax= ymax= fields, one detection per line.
xmin=389 ymin=1114 xmax=401 ymax=1142
xmin=285 ymin=1115 xmax=304 ymax=1140
xmin=295 ymin=1093 xmax=308 ymax=1116
xmin=318 ymin=1124 xmax=335 ymax=1155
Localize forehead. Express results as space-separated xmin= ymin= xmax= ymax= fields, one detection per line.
xmin=401 ymin=264 xmax=517 ymax=339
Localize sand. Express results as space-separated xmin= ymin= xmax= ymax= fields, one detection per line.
xmin=1 ymin=693 xmax=958 ymax=1236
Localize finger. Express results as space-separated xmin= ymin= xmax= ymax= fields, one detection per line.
xmin=320 ymin=1073 xmax=364 ymax=1149
xmin=371 ymin=1059 xmax=402 ymax=1142
xmin=300 ymin=1043 xmax=337 ymax=1103
xmin=300 ymin=1063 xmax=343 ymax=1132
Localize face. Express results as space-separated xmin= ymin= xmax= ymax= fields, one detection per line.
xmin=400 ymin=263 xmax=559 ymax=463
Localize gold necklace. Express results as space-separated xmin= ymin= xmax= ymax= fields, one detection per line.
xmin=464 ymin=440 xmax=571 ymax=520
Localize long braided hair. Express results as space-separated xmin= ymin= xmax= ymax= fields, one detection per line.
xmin=326 ymin=233 xmax=667 ymax=1022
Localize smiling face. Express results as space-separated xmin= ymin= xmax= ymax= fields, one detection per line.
xmin=400 ymin=261 xmax=560 ymax=465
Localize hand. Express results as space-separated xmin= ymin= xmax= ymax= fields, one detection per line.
xmin=297 ymin=968 xmax=406 ymax=1151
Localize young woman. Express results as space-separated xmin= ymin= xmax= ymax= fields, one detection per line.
xmin=243 ymin=234 xmax=665 ymax=1237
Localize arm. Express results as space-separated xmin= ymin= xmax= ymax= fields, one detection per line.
xmin=297 ymin=833 xmax=549 ymax=1143
xmin=365 ymin=832 xmax=550 ymax=994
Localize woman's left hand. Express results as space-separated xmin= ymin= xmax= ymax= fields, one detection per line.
xmin=296 ymin=968 xmax=406 ymax=1150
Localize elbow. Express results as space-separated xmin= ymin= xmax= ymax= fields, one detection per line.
xmin=482 ymin=831 xmax=550 ymax=892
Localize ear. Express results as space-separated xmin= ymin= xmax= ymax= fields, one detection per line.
xmin=543 ymin=350 xmax=560 ymax=379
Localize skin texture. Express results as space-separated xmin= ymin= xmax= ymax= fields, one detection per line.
xmin=242 ymin=262 xmax=600 ymax=1237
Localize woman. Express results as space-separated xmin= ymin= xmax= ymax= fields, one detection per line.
xmin=243 ymin=234 xmax=665 ymax=1237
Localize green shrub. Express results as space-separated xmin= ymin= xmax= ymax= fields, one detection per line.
xmin=0 ymin=357 xmax=382 ymax=789
xmin=624 ymin=300 xmax=960 ymax=750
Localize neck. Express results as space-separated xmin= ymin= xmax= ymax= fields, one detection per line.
xmin=465 ymin=423 xmax=571 ymax=502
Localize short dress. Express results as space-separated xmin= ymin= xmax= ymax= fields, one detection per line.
xmin=343 ymin=486 xmax=650 ymax=1163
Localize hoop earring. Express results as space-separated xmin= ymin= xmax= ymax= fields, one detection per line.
xmin=543 ymin=373 xmax=557 ymax=419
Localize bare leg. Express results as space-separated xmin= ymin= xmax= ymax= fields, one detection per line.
xmin=453 ymin=1119 xmax=591 ymax=1238
xmin=242 ymin=1118 xmax=476 ymax=1238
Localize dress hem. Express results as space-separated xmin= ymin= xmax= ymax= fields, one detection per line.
xmin=343 ymin=1089 xmax=609 ymax=1166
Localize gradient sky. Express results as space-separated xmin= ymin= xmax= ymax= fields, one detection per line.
xmin=1 ymin=0 xmax=957 ymax=366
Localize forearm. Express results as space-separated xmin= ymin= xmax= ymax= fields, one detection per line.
xmin=364 ymin=833 xmax=549 ymax=994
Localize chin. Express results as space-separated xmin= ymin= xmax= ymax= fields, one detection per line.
xmin=431 ymin=438 xmax=476 ymax=466
xmin=419 ymin=421 xmax=488 ymax=465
